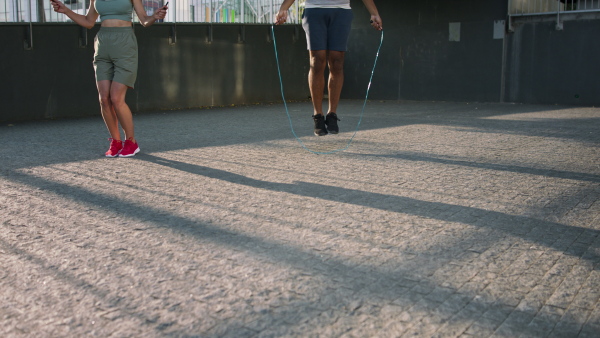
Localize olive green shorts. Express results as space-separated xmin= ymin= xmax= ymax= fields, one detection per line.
xmin=93 ymin=27 xmax=138 ymax=88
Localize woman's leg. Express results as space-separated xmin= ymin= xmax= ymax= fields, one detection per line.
xmin=97 ymin=80 xmax=121 ymax=140
xmin=109 ymin=81 xmax=135 ymax=143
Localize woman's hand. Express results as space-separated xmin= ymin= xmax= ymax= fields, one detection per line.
xmin=153 ymin=5 xmax=168 ymax=21
xmin=275 ymin=9 xmax=289 ymax=25
xmin=50 ymin=0 xmax=68 ymax=14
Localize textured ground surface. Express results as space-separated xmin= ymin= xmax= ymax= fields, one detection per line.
xmin=1 ymin=101 xmax=599 ymax=337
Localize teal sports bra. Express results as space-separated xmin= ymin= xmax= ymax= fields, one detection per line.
xmin=95 ymin=0 xmax=133 ymax=22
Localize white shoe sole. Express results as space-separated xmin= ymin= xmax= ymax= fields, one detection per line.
xmin=118 ymin=147 xmax=140 ymax=157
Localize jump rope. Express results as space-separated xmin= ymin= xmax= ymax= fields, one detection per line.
xmin=271 ymin=25 xmax=384 ymax=155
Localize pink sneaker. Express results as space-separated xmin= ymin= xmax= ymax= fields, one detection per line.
xmin=118 ymin=139 xmax=140 ymax=157
xmin=105 ymin=138 xmax=123 ymax=157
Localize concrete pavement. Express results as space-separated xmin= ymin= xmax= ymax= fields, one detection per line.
xmin=1 ymin=100 xmax=599 ymax=337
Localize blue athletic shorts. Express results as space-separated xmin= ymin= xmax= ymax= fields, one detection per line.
xmin=301 ymin=8 xmax=354 ymax=51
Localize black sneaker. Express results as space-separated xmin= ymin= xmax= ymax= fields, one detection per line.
xmin=313 ymin=114 xmax=328 ymax=136
xmin=325 ymin=112 xmax=340 ymax=134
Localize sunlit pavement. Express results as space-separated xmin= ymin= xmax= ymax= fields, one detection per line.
xmin=1 ymin=100 xmax=599 ymax=337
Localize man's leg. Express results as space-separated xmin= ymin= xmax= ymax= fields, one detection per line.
xmin=309 ymin=50 xmax=328 ymax=116
xmin=308 ymin=50 xmax=327 ymax=136
xmin=327 ymin=50 xmax=345 ymax=114
xmin=309 ymin=50 xmax=329 ymax=136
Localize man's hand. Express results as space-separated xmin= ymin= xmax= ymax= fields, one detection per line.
xmin=275 ymin=9 xmax=289 ymax=25
xmin=370 ymin=15 xmax=383 ymax=31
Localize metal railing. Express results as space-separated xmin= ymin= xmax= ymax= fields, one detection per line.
xmin=508 ymin=0 xmax=600 ymax=30
xmin=0 ymin=0 xmax=305 ymax=23
xmin=509 ymin=0 xmax=600 ymax=16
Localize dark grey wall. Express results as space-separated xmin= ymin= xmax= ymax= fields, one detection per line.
xmin=2 ymin=1 xmax=600 ymax=123
xmin=505 ymin=19 xmax=600 ymax=106
xmin=344 ymin=0 xmax=507 ymax=102
xmin=0 ymin=24 xmax=309 ymax=122
xmin=343 ymin=0 xmax=600 ymax=106
xmin=1 ymin=24 xmax=101 ymax=122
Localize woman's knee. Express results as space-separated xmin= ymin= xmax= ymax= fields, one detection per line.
xmin=98 ymin=92 xmax=111 ymax=107
xmin=109 ymin=82 xmax=129 ymax=109
xmin=110 ymin=95 xmax=126 ymax=109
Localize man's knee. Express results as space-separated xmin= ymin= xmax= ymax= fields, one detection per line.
xmin=310 ymin=52 xmax=327 ymax=72
xmin=328 ymin=52 xmax=345 ymax=74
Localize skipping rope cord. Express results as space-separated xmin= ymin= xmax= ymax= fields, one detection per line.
xmin=271 ymin=25 xmax=384 ymax=155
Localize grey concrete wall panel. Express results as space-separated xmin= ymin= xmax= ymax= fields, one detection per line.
xmin=344 ymin=0 xmax=506 ymax=102
xmin=3 ymin=1 xmax=600 ymax=123
xmin=0 ymin=24 xmax=308 ymax=123
xmin=505 ymin=20 xmax=600 ymax=106
xmin=346 ymin=0 xmax=599 ymax=106
xmin=0 ymin=25 xmax=100 ymax=122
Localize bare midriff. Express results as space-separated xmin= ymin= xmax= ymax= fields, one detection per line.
xmin=101 ymin=19 xmax=132 ymax=27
